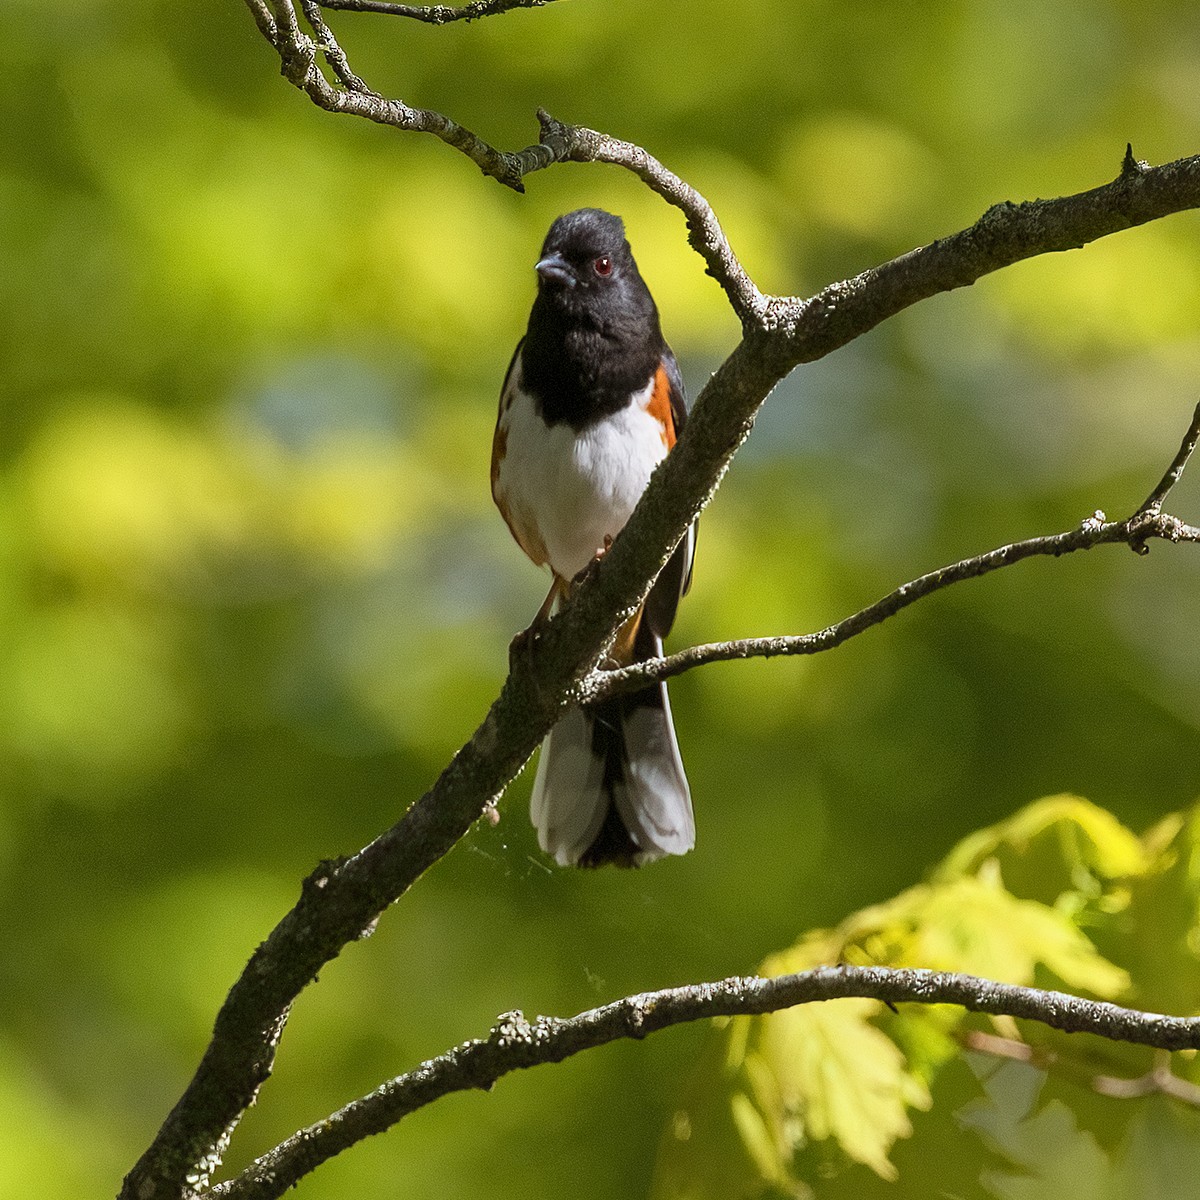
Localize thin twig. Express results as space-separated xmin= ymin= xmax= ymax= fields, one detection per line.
xmin=585 ymin=504 xmax=1200 ymax=700
xmin=1138 ymin=400 xmax=1200 ymax=515
xmin=537 ymin=109 xmax=766 ymax=325
xmin=210 ymin=966 xmax=1200 ymax=1199
xmin=250 ymin=0 xmax=557 ymax=190
xmin=244 ymin=3 xmax=1200 ymax=325
xmin=1093 ymin=1049 xmax=1200 ymax=1104
xmin=319 ymin=0 xmax=558 ymax=21
xmin=963 ymin=1032 xmax=1200 ymax=1107
xmin=299 ymin=0 xmax=368 ymax=90
xmin=241 ymin=2 xmax=766 ymax=305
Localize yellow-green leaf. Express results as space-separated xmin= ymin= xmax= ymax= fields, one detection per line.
xmin=758 ymin=996 xmax=931 ymax=1180
xmin=903 ymin=873 xmax=1129 ymax=997
xmin=935 ymin=794 xmax=1147 ymax=908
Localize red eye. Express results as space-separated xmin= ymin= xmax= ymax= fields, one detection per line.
xmin=593 ymin=255 xmax=613 ymax=277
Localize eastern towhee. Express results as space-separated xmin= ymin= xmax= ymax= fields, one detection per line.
xmin=492 ymin=208 xmax=696 ymax=868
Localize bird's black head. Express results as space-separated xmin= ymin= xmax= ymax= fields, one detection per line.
xmin=522 ymin=208 xmax=666 ymax=427
xmin=531 ymin=208 xmax=658 ymax=332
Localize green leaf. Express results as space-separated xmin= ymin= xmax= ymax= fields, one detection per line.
xmin=934 ymin=794 xmax=1147 ymax=909
xmin=960 ymin=1062 xmax=1200 ymax=1200
xmin=959 ymin=1055 xmax=1114 ymax=1200
xmin=910 ymin=871 xmax=1129 ymax=996
xmin=1111 ymin=1096 xmax=1200 ymax=1200
xmin=845 ymin=869 xmax=1128 ymax=997
xmin=757 ymin=995 xmax=931 ymax=1181
xmin=655 ymin=798 xmax=1167 ymax=1196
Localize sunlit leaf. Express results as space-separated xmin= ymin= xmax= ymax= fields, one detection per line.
xmin=846 ymin=868 xmax=1128 ymax=998
xmin=935 ymin=794 xmax=1147 ymax=909
xmin=758 ymin=995 xmax=930 ymax=1181
xmin=713 ymin=936 xmax=932 ymax=1185
xmin=905 ymin=872 xmax=1129 ymax=997
xmin=660 ymin=798 xmax=1136 ymax=1194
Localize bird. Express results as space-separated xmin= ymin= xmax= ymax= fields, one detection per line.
xmin=491 ymin=208 xmax=696 ymax=868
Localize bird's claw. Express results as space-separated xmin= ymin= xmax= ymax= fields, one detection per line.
xmin=508 ymin=621 xmax=542 ymax=674
xmin=573 ymin=535 xmax=614 ymax=589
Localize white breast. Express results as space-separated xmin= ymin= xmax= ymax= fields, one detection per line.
xmin=495 ymin=365 xmax=667 ymax=581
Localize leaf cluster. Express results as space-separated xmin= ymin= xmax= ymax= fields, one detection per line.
xmin=658 ymin=796 xmax=1200 ymax=1197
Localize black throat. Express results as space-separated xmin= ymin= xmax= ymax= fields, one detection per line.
xmin=521 ymin=293 xmax=664 ymax=430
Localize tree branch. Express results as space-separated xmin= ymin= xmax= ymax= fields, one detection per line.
xmin=1141 ymin=398 xmax=1200 ymax=515
xmin=319 ymin=0 xmax=558 ymax=21
xmin=121 ymin=12 xmax=1200 ymax=1199
xmin=244 ymin=4 xmax=763 ymax=315
xmin=124 ymin=167 xmax=1200 ymax=1200
xmin=246 ymin=5 xmax=1200 ymax=334
xmin=762 ymin=149 xmax=1200 ymax=361
xmin=586 ymin=511 xmax=1200 ymax=698
xmin=585 ymin=402 xmax=1200 ymax=699
xmin=247 ymin=1 xmax=563 ymax=190
xmin=536 ymin=109 xmax=767 ymax=325
xmin=209 ymin=965 xmax=1200 ymax=1199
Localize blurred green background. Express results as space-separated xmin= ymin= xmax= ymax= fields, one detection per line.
xmin=3 ymin=1 xmax=1200 ymax=1196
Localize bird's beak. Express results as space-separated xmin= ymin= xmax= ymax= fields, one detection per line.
xmin=535 ymin=251 xmax=576 ymax=289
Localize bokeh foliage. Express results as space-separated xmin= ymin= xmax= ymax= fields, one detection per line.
xmin=2 ymin=1 xmax=1200 ymax=1197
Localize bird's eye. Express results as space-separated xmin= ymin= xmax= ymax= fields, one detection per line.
xmin=593 ymin=255 xmax=613 ymax=277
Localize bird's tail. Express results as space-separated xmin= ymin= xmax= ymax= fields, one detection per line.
xmin=530 ymin=611 xmax=693 ymax=868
